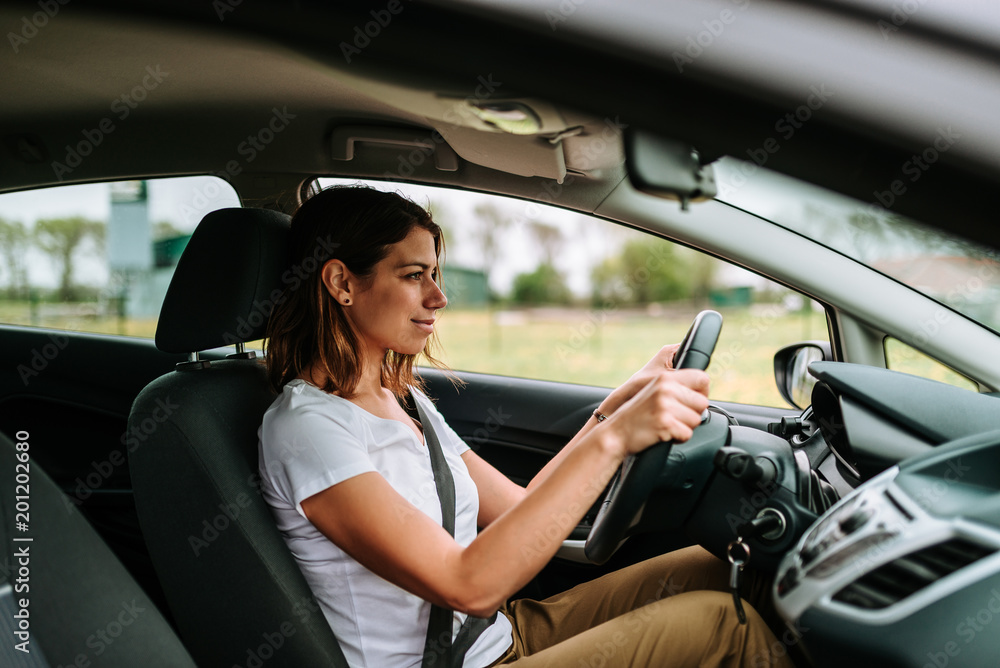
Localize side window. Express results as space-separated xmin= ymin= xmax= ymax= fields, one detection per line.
xmin=317 ymin=178 xmax=828 ymax=406
xmin=884 ymin=337 xmax=977 ymax=391
xmin=0 ymin=176 xmax=240 ymax=337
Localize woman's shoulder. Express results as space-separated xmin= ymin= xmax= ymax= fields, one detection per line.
xmin=407 ymin=386 xmax=454 ymax=430
xmin=407 ymin=385 xmax=435 ymax=409
xmin=263 ymin=380 xmax=361 ymax=438
xmin=407 ymin=386 xmax=443 ymax=420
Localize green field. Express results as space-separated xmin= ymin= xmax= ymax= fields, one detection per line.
xmin=0 ymin=301 xmax=158 ymax=338
xmin=3 ymin=300 xmax=972 ymax=407
xmin=430 ymin=306 xmax=827 ymax=408
xmin=430 ymin=308 xmax=975 ymax=404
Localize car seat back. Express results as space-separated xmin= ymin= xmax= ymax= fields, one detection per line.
xmin=0 ymin=431 xmax=196 ymax=667
xmin=127 ymin=208 xmax=348 ymax=667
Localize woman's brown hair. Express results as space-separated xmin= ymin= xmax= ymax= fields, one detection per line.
xmin=264 ymin=185 xmax=446 ymax=398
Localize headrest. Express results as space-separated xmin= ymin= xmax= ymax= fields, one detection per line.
xmin=155 ymin=208 xmax=291 ymax=354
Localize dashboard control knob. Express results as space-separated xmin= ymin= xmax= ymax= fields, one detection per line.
xmin=768 ymin=416 xmax=805 ymax=439
xmin=713 ymin=447 xmax=777 ymax=487
xmin=754 ymin=508 xmax=787 ymax=541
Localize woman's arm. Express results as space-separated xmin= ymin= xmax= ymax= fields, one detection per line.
xmin=524 ymin=343 xmax=680 ymax=493
xmin=440 ymin=344 xmax=680 ymax=527
xmin=302 ymin=425 xmax=620 ymax=617
xmin=462 ymin=343 xmax=681 ymax=528
xmin=301 ymin=368 xmax=708 ymax=618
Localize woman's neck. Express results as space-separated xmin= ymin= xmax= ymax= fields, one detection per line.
xmin=301 ymin=346 xmax=387 ymax=401
xmin=353 ymin=345 xmax=387 ymax=399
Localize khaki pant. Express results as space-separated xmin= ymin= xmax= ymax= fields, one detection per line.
xmin=492 ymin=546 xmax=798 ymax=668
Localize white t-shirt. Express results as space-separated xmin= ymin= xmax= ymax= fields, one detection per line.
xmin=258 ymin=379 xmax=513 ymax=668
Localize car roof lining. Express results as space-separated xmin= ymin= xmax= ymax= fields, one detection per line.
xmin=0 ymin=6 xmax=620 ymax=202
xmin=3 ymin=1 xmax=1000 ymax=250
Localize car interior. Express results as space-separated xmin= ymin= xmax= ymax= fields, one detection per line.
xmin=5 ymin=2 xmax=1000 ymax=667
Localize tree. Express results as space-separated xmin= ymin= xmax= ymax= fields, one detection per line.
xmin=511 ymin=262 xmax=571 ymax=305
xmin=33 ymin=216 xmax=105 ymax=301
xmin=0 ymin=218 xmax=30 ymax=299
xmin=528 ymin=221 xmax=562 ymax=264
xmin=508 ymin=220 xmax=569 ymax=306
xmin=471 ymin=202 xmax=511 ymax=303
xmin=688 ymin=251 xmax=717 ymax=307
xmin=591 ymin=238 xmax=711 ymax=305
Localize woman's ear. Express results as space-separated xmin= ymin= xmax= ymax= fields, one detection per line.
xmin=321 ymin=259 xmax=354 ymax=306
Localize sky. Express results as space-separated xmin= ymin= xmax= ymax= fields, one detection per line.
xmin=1 ymin=176 xmax=240 ymax=288
xmin=1 ymin=174 xmax=682 ymax=295
xmin=317 ymin=177 xmax=630 ymax=297
xmin=1 ymin=171 xmax=786 ymax=295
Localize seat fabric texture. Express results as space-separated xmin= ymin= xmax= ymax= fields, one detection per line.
xmin=0 ymin=432 xmax=197 ymax=667
xmin=128 ymin=207 xmax=349 ymax=667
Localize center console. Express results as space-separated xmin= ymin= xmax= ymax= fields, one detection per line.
xmin=774 ymin=430 xmax=1000 ymax=667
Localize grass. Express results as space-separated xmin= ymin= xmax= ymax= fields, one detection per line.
xmin=0 ymin=300 xmax=158 ymax=338
xmin=3 ymin=299 xmax=970 ymax=407
xmin=431 ymin=305 xmax=827 ymax=408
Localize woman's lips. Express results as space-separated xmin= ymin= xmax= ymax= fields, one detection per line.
xmin=412 ymin=319 xmax=435 ymax=334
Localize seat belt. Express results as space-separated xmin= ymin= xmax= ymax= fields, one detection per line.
xmin=409 ymin=393 xmax=498 ymax=668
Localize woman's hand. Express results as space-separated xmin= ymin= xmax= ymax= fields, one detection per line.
xmin=524 ymin=343 xmax=707 ymax=511
xmin=601 ymin=369 xmax=710 ymax=457
xmin=597 ymin=344 xmax=681 ymax=416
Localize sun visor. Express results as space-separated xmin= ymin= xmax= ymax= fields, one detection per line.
xmin=434 ymin=125 xmax=567 ymax=181
xmin=329 ymin=71 xmax=578 ymax=181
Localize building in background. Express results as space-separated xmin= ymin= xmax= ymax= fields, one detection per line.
xmin=443 ymin=266 xmax=489 ymax=308
xmin=107 ymin=180 xmax=189 ymax=318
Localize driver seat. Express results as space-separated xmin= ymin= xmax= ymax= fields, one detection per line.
xmin=127 ymin=208 xmax=348 ymax=667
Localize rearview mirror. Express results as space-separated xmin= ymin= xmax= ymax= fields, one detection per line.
xmin=774 ymin=341 xmax=832 ymax=409
xmin=624 ymin=128 xmax=717 ymax=210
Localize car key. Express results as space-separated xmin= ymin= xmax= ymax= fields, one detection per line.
xmin=726 ymin=538 xmax=749 ymax=625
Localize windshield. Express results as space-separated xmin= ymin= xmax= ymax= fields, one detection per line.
xmin=713 ymin=157 xmax=1000 ymax=333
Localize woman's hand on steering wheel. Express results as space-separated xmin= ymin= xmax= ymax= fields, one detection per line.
xmin=600 ymin=369 xmax=710 ymax=459
xmin=585 ymin=310 xmax=722 ymax=565
xmin=597 ymin=343 xmax=683 ymax=417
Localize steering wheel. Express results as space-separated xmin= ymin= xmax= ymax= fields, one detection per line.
xmin=584 ymin=310 xmax=723 ymax=564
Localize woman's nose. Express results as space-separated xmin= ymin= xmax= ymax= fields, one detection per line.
xmin=426 ymin=279 xmax=448 ymax=309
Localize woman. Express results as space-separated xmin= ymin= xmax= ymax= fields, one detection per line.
xmin=258 ymin=186 xmax=794 ymax=667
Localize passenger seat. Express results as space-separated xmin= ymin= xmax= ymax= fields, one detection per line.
xmin=0 ymin=431 xmax=196 ymax=667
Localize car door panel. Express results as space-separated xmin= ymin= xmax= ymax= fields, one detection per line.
xmin=421 ymin=368 xmax=606 ymax=485
xmin=0 ymin=326 xmax=219 ymax=615
xmin=0 ymin=327 xmax=186 ymax=471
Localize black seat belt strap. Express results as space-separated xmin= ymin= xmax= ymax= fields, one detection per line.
xmin=410 ymin=393 xmax=498 ymax=668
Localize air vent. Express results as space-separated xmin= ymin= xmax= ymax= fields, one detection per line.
xmin=834 ymin=539 xmax=995 ymax=609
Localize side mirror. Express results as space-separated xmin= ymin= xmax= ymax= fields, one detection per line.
xmin=774 ymin=341 xmax=832 ymax=409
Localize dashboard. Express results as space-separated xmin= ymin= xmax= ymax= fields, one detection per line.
xmin=570 ymin=358 xmax=1000 ymax=666
xmin=808 ymin=362 xmax=1000 ymax=481
xmin=772 ymin=363 xmax=1000 ymax=667
xmin=775 ymin=430 xmax=1000 ymax=667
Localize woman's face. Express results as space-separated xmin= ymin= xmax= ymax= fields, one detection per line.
xmin=347 ymin=226 xmax=448 ymax=357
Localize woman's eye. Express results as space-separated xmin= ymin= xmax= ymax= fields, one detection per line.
xmin=408 ymin=272 xmax=423 ymax=280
